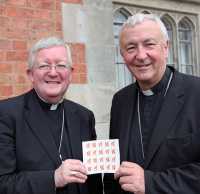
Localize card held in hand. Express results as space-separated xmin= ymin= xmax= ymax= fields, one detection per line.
xmin=82 ymin=139 xmax=120 ymax=174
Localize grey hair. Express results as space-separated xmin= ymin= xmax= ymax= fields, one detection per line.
xmin=28 ymin=37 xmax=73 ymax=69
xmin=120 ymin=13 xmax=169 ymax=44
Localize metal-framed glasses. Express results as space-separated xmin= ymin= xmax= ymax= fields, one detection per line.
xmin=35 ymin=63 xmax=71 ymax=72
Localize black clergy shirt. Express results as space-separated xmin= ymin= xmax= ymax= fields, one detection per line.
xmin=35 ymin=91 xmax=80 ymax=194
xmin=128 ymin=67 xmax=172 ymax=168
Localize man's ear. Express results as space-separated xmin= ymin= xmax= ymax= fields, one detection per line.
xmin=164 ymin=40 xmax=169 ymax=59
xmin=26 ymin=69 xmax=34 ymax=83
xmin=120 ymin=49 xmax=124 ymax=58
xmin=69 ymin=67 xmax=74 ymax=81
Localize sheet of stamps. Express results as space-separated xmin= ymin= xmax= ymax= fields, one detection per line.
xmin=82 ymin=139 xmax=120 ymax=175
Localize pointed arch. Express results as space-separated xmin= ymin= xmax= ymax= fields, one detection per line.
xmin=178 ymin=16 xmax=194 ymax=75
xmin=139 ymin=10 xmax=151 ymax=14
xmin=161 ymin=14 xmax=176 ymax=67
xmin=113 ymin=8 xmax=133 ymax=90
xmin=113 ymin=7 xmax=132 ymax=18
xmin=178 ymin=16 xmax=195 ymax=31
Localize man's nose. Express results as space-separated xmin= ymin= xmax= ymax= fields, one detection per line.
xmin=48 ymin=66 xmax=58 ymax=76
xmin=135 ymin=46 xmax=147 ymax=61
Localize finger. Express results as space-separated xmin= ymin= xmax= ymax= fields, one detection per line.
xmin=119 ymin=175 xmax=132 ymax=185
xmin=69 ymin=164 xmax=87 ymax=175
xmin=121 ymin=183 xmax=134 ymax=192
xmin=69 ymin=170 xmax=87 ymax=181
xmin=121 ymin=161 xmax=136 ymax=168
xmin=114 ymin=169 xmax=122 ymax=179
xmin=65 ymin=159 xmax=86 ymax=167
xmin=63 ymin=160 xmax=87 ymax=175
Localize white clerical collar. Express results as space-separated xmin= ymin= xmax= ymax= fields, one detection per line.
xmin=36 ymin=93 xmax=64 ymax=110
xmin=141 ymin=89 xmax=154 ymax=96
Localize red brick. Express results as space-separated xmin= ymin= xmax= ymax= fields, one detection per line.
xmin=6 ymin=0 xmax=25 ymax=6
xmin=7 ymin=74 xmax=18 ymax=84
xmin=6 ymin=51 xmax=29 ymax=62
xmin=14 ymin=63 xmax=28 ymax=73
xmin=0 ymin=52 xmax=4 ymax=61
xmin=28 ymin=20 xmax=54 ymax=31
xmin=0 ymin=16 xmax=10 ymax=27
xmin=41 ymin=1 xmax=55 ymax=10
xmin=24 ymin=30 xmax=36 ymax=40
xmin=74 ymin=64 xmax=86 ymax=73
xmin=11 ymin=18 xmax=26 ymax=29
xmin=35 ymin=10 xmax=49 ymax=20
xmin=50 ymin=12 xmax=61 ymax=21
xmin=0 ymin=28 xmax=4 ymax=38
xmin=78 ymin=54 xmax=86 ymax=63
xmin=74 ymin=0 xmax=83 ymax=4
xmin=0 ymin=6 xmax=2 ymax=15
xmin=71 ymin=53 xmax=78 ymax=63
xmin=61 ymin=0 xmax=75 ymax=3
xmin=71 ymin=73 xmax=79 ymax=83
xmin=0 ymin=39 xmax=11 ymax=50
xmin=14 ymin=85 xmax=29 ymax=96
xmin=8 ymin=73 xmax=30 ymax=84
xmin=4 ymin=7 xmax=34 ymax=19
xmin=71 ymin=44 xmax=85 ymax=53
xmin=50 ymin=31 xmax=62 ymax=39
xmin=0 ymin=74 xmax=7 ymax=84
xmin=0 ymin=63 xmax=13 ymax=73
xmin=0 ymin=85 xmax=13 ymax=96
xmin=6 ymin=29 xmax=36 ymax=40
xmin=13 ymin=41 xmax=27 ymax=50
xmin=80 ymin=73 xmax=87 ymax=83
xmin=18 ymin=74 xmax=30 ymax=84
xmin=27 ymin=40 xmax=36 ymax=51
xmin=56 ymin=22 xmax=62 ymax=31
xmin=35 ymin=31 xmax=51 ymax=40
xmin=26 ymin=0 xmax=41 ymax=8
xmin=56 ymin=2 xmax=61 ymax=11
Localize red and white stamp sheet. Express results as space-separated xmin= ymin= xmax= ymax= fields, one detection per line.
xmin=82 ymin=139 xmax=120 ymax=174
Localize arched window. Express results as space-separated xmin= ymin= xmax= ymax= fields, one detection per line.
xmin=113 ymin=11 xmax=133 ymax=90
xmin=162 ymin=17 xmax=174 ymax=66
xmin=178 ymin=20 xmax=192 ymax=75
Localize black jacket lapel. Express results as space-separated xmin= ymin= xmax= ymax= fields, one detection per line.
xmin=119 ymin=85 xmax=137 ymax=163
xmin=64 ymin=101 xmax=82 ymax=161
xmin=144 ymin=69 xmax=185 ymax=169
xmin=24 ymin=90 xmax=61 ymax=168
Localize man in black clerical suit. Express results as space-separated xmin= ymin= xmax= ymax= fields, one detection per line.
xmin=104 ymin=13 xmax=200 ymax=194
xmin=0 ymin=37 xmax=103 ymax=194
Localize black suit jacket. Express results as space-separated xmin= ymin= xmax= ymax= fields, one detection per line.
xmin=0 ymin=89 xmax=103 ymax=194
xmin=104 ymin=66 xmax=200 ymax=194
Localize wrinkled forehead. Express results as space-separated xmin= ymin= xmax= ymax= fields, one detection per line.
xmin=33 ymin=46 xmax=69 ymax=63
xmin=119 ymin=20 xmax=164 ymax=44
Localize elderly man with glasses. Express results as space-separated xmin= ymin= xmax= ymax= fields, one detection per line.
xmin=0 ymin=37 xmax=103 ymax=194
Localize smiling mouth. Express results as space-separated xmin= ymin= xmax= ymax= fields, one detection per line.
xmin=136 ymin=63 xmax=151 ymax=67
xmin=46 ymin=81 xmax=60 ymax=84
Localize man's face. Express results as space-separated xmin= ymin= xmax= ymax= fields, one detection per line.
xmin=119 ymin=20 xmax=169 ymax=90
xmin=27 ymin=46 xmax=74 ymax=104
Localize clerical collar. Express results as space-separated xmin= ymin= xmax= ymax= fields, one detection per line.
xmin=34 ymin=90 xmax=64 ymax=110
xmin=136 ymin=66 xmax=171 ymax=96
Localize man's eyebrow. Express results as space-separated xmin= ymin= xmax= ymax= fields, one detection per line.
xmin=143 ymin=38 xmax=157 ymax=43
xmin=124 ymin=42 xmax=136 ymax=48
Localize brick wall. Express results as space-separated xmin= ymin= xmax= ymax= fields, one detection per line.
xmin=0 ymin=0 xmax=86 ymax=100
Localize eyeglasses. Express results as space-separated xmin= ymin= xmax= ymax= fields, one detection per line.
xmin=35 ymin=63 xmax=71 ymax=72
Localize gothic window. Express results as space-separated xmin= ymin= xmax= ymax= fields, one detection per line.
xmin=178 ymin=20 xmax=193 ymax=75
xmin=113 ymin=10 xmax=133 ymax=90
xmin=162 ymin=17 xmax=174 ymax=67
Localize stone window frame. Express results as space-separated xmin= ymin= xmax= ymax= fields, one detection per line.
xmin=113 ymin=5 xmax=198 ymax=89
